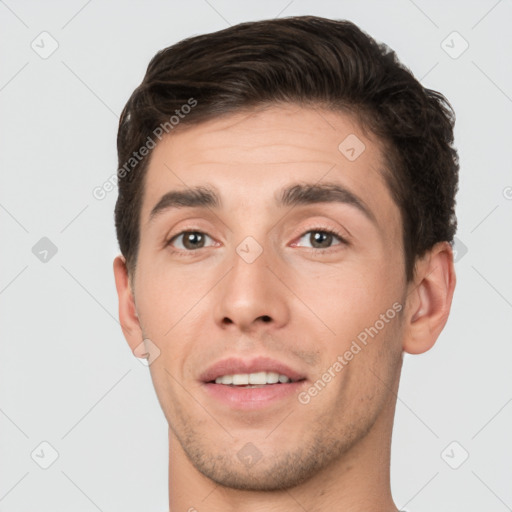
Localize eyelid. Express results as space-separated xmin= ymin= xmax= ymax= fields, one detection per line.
xmin=163 ymin=220 xmax=217 ymax=245
xmin=292 ymin=222 xmax=351 ymax=245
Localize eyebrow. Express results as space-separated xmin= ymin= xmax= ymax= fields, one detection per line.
xmin=149 ymin=185 xmax=220 ymax=221
xmin=149 ymin=182 xmax=377 ymax=225
xmin=279 ymin=182 xmax=377 ymax=224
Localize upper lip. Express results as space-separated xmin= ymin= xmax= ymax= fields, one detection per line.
xmin=199 ymin=356 xmax=307 ymax=383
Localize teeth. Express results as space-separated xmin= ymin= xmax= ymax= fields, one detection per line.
xmin=248 ymin=371 xmax=266 ymax=385
xmin=214 ymin=371 xmax=293 ymax=385
xmin=265 ymin=372 xmax=280 ymax=384
xmin=220 ymin=375 xmax=233 ymax=385
xmin=232 ymin=374 xmax=249 ymax=385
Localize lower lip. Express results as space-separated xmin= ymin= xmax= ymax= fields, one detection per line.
xmin=202 ymin=381 xmax=307 ymax=410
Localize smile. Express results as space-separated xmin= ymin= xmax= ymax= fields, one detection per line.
xmin=213 ymin=371 xmax=299 ymax=386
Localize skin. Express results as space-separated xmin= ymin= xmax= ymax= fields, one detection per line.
xmin=113 ymin=103 xmax=456 ymax=512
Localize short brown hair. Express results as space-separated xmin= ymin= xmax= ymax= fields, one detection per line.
xmin=115 ymin=15 xmax=459 ymax=282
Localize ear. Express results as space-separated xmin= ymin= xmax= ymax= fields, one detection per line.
xmin=402 ymin=241 xmax=457 ymax=355
xmin=113 ymin=255 xmax=143 ymax=353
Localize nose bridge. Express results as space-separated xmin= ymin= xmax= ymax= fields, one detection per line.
xmin=214 ymin=231 xmax=289 ymax=331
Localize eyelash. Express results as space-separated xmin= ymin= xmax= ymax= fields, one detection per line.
xmin=165 ymin=226 xmax=348 ymax=256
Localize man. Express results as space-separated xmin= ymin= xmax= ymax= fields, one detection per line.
xmin=112 ymin=15 xmax=458 ymax=511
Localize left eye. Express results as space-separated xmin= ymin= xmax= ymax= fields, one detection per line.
xmin=294 ymin=229 xmax=346 ymax=250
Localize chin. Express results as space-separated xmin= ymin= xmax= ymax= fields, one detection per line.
xmin=179 ymin=428 xmax=355 ymax=492
xmin=193 ymin=458 xmax=317 ymax=492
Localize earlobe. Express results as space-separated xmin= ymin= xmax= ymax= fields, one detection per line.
xmin=113 ymin=255 xmax=143 ymax=352
xmin=402 ymin=241 xmax=456 ymax=355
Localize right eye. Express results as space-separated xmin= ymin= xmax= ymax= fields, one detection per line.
xmin=167 ymin=231 xmax=216 ymax=251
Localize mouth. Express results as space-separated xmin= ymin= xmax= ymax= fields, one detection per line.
xmin=208 ymin=371 xmax=305 ymax=387
xmin=199 ymin=357 xmax=308 ymax=409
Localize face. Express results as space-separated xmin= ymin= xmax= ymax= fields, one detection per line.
xmin=125 ymin=104 xmax=409 ymax=490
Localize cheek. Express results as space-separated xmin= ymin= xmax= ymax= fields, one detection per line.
xmin=134 ymin=258 xmax=206 ymax=332
xmin=295 ymin=262 xmax=390 ymax=324
xmin=133 ymin=259 xmax=206 ymax=373
xmin=294 ymin=259 xmax=403 ymax=367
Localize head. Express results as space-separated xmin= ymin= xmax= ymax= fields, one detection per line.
xmin=113 ymin=15 xmax=458 ymax=492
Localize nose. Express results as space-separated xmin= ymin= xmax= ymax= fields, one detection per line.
xmin=213 ymin=239 xmax=290 ymax=333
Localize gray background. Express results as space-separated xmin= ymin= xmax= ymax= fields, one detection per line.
xmin=1 ymin=1 xmax=511 ymax=511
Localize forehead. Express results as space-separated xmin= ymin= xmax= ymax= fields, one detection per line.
xmin=140 ymin=104 xmax=401 ymax=242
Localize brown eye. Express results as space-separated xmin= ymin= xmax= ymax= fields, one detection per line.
xmin=169 ymin=231 xmax=213 ymax=250
xmin=295 ymin=229 xmax=345 ymax=250
xmin=182 ymin=232 xmax=205 ymax=249
xmin=309 ymin=231 xmax=334 ymax=249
